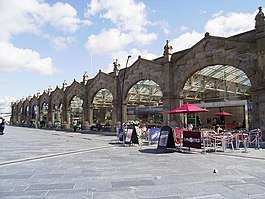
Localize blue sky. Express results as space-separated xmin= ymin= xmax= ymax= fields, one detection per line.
xmin=0 ymin=0 xmax=264 ymax=114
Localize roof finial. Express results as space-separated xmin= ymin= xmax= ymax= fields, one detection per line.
xmin=255 ymin=6 xmax=265 ymax=32
xmin=163 ymin=40 xmax=173 ymax=63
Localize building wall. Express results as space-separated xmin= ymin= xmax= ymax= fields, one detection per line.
xmin=11 ymin=8 xmax=265 ymax=133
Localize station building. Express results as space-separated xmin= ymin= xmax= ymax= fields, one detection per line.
xmin=10 ymin=7 xmax=265 ymax=136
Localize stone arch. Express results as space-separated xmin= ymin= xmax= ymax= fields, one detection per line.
xmin=126 ymin=79 xmax=164 ymax=126
xmin=65 ymin=80 xmax=85 ymax=107
xmin=123 ymin=59 xmax=165 ymax=99
xmin=39 ymin=92 xmax=50 ymax=109
xmin=91 ymin=88 xmax=113 ymax=127
xmin=50 ymin=87 xmax=64 ymax=128
xmin=125 ymin=78 xmax=164 ymax=101
xmin=23 ymin=99 xmax=31 ymax=126
xmin=87 ymin=72 xmax=115 ymax=104
xmin=86 ymin=72 xmax=116 ymax=130
xmin=51 ymin=87 xmax=64 ymax=109
xmin=38 ymin=92 xmax=50 ymax=127
xmin=11 ymin=102 xmax=18 ymax=125
xmin=29 ymin=96 xmax=39 ymax=127
xmin=30 ymin=96 xmax=39 ymax=112
xmin=172 ymin=36 xmax=259 ymax=97
xmin=69 ymin=95 xmax=83 ymax=128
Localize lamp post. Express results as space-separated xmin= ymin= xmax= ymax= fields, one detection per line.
xmin=120 ymin=55 xmax=131 ymax=145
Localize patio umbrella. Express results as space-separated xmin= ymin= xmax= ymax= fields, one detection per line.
xmin=168 ymin=103 xmax=209 ymax=114
xmin=215 ymin=111 xmax=233 ymax=116
xmin=215 ymin=111 xmax=233 ymax=126
xmin=168 ymin=104 xmax=209 ymax=128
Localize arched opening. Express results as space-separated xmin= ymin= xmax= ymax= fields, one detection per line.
xmin=181 ymin=65 xmax=251 ymax=130
xmin=92 ymin=89 xmax=113 ymax=130
xmin=70 ymin=95 xmax=83 ymax=129
xmin=53 ymin=103 xmax=63 ymax=129
xmin=127 ymin=80 xmax=163 ymax=127
xmin=31 ymin=104 xmax=39 ymax=127
xmin=40 ymin=102 xmax=48 ymax=128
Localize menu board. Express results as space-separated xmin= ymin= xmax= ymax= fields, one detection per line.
xmin=158 ymin=131 xmax=169 ymax=147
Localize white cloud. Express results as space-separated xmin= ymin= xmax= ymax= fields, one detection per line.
xmin=179 ymin=26 xmax=189 ymax=32
xmin=152 ymin=21 xmax=170 ymax=35
xmin=0 ymin=0 xmax=87 ymax=75
xmin=205 ymin=11 xmax=256 ymax=37
xmin=85 ymin=0 xmax=157 ymax=54
xmin=48 ymin=36 xmax=76 ymax=50
xmin=171 ymin=31 xmax=204 ymax=52
xmin=45 ymin=2 xmax=82 ymax=33
xmin=86 ymin=28 xmax=133 ymax=54
xmin=170 ymin=9 xmax=258 ymax=52
xmin=0 ymin=0 xmax=84 ymax=41
xmin=86 ymin=0 xmax=147 ymax=32
xmin=0 ymin=96 xmax=17 ymax=118
xmin=102 ymin=48 xmax=158 ymax=74
xmin=0 ymin=41 xmax=57 ymax=75
xmin=213 ymin=10 xmax=224 ymax=17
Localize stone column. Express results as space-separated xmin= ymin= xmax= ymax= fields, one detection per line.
xmin=88 ymin=105 xmax=94 ymax=126
xmin=163 ymin=94 xmax=183 ymax=128
xmin=111 ymin=102 xmax=117 ymax=132
xmin=51 ymin=110 xmax=55 ymax=126
xmin=122 ymin=102 xmax=128 ymax=124
xmin=251 ymin=84 xmax=265 ymax=138
xmin=81 ymin=100 xmax=90 ymax=130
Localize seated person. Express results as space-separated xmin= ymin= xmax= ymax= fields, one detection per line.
xmin=215 ymin=124 xmax=223 ymax=134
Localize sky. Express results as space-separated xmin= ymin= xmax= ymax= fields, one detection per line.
xmin=0 ymin=0 xmax=264 ymax=115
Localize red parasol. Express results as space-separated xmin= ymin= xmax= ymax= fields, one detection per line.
xmin=215 ymin=111 xmax=233 ymax=116
xmin=168 ymin=104 xmax=209 ymax=128
xmin=168 ymin=103 xmax=209 ymax=114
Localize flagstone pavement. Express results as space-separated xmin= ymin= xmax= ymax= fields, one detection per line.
xmin=1 ymin=126 xmax=265 ymax=199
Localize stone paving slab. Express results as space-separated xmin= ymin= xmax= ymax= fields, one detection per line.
xmin=1 ymin=126 xmax=265 ymax=198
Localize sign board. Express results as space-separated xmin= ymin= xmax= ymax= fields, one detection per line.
xmin=125 ymin=128 xmax=133 ymax=143
xmin=157 ymin=126 xmax=175 ymax=152
xmin=158 ymin=131 xmax=169 ymax=147
xmin=183 ymin=131 xmax=201 ymax=149
xmin=124 ymin=125 xmax=139 ymax=145
xmin=149 ymin=128 xmax=161 ymax=143
xmin=119 ymin=128 xmax=123 ymax=141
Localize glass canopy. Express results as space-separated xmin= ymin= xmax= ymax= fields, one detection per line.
xmin=92 ymin=65 xmax=251 ymax=106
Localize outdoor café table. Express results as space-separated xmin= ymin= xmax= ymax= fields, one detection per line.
xmin=205 ymin=132 xmax=234 ymax=152
xmin=201 ymin=130 xmax=224 ymax=152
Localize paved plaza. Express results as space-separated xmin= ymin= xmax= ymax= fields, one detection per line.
xmin=1 ymin=126 xmax=265 ymax=198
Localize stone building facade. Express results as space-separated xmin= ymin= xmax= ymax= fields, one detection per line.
xmin=11 ymin=7 xmax=265 ymax=132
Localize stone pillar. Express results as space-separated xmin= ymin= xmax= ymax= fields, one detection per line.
xmin=111 ymin=102 xmax=117 ymax=132
xmin=163 ymin=95 xmax=183 ymax=128
xmin=251 ymin=84 xmax=265 ymax=138
xmin=88 ymin=105 xmax=93 ymax=125
xmin=61 ymin=96 xmax=69 ymax=129
xmin=81 ymin=101 xmax=90 ymax=130
xmin=61 ymin=109 xmax=70 ymax=129
xmin=51 ymin=110 xmax=55 ymax=125
xmin=255 ymin=7 xmax=265 ymax=138
xmin=122 ymin=102 xmax=128 ymax=124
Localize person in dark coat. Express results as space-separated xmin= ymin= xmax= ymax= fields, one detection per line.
xmin=0 ymin=118 xmax=5 ymax=135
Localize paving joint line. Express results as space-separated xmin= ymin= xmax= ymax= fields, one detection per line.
xmin=0 ymin=145 xmax=114 ymax=167
xmin=208 ymin=151 xmax=265 ymax=160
